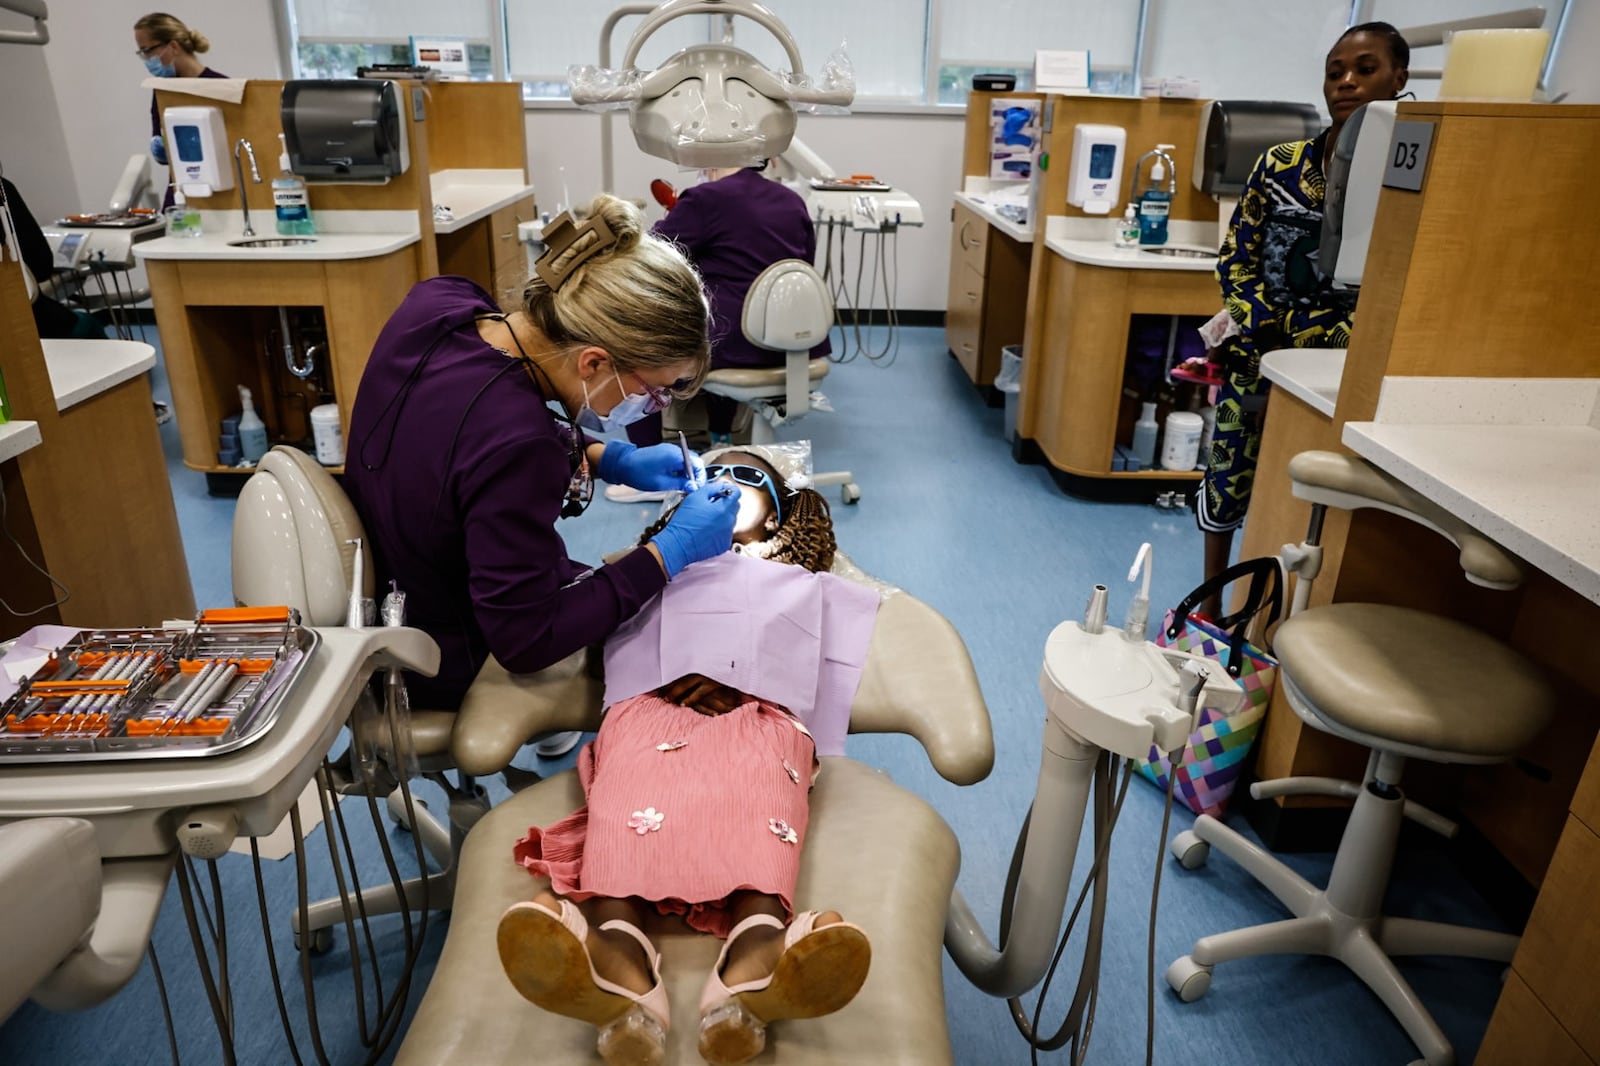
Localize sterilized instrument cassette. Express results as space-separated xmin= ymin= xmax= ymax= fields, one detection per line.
xmin=0 ymin=606 xmax=318 ymax=763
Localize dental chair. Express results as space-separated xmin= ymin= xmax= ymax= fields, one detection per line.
xmin=701 ymin=259 xmax=860 ymax=504
xmin=231 ymin=446 xmax=599 ymax=947
xmin=1165 ymin=451 xmax=1558 ymax=1066
xmin=395 ymin=570 xmax=994 ymax=1064
xmin=0 ymin=818 xmax=102 ymax=1021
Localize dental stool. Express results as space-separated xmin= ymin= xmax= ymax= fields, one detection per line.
xmin=702 ymin=259 xmax=860 ymax=504
xmin=395 ymin=572 xmax=995 ymax=1065
xmin=232 ymin=446 xmax=598 ymax=948
xmin=1165 ymin=451 xmax=1557 ymax=1066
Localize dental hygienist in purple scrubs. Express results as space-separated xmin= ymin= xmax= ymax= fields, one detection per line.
xmin=343 ymin=195 xmax=739 ymax=716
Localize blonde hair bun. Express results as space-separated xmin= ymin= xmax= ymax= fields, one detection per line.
xmin=578 ymin=193 xmax=643 ymax=256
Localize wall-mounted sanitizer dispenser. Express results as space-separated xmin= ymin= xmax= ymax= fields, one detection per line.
xmin=1066 ymin=124 xmax=1125 ymax=215
xmin=281 ymin=80 xmax=410 ymax=183
xmin=162 ymin=106 xmax=234 ymax=198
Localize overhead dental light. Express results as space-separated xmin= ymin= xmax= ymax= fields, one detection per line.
xmin=570 ymin=0 xmax=854 ymax=172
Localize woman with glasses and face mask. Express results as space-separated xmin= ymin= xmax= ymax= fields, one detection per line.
xmin=342 ymin=195 xmax=739 ymax=740
xmin=133 ymin=13 xmax=227 ymax=210
xmin=497 ymin=445 xmax=877 ymax=1066
xmin=1195 ymin=21 xmax=1409 ymax=615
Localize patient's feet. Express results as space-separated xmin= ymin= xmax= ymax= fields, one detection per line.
xmin=719 ymin=909 xmax=844 ymax=987
xmin=698 ymin=909 xmax=872 ymax=1065
xmin=498 ymin=893 xmax=669 ymax=1065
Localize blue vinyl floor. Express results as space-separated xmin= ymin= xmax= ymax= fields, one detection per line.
xmin=0 ymin=325 xmax=1510 ymax=1065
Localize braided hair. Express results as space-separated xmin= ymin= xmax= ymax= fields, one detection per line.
xmin=641 ymin=451 xmax=836 ymax=573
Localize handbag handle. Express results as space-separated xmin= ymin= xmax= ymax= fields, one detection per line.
xmin=1166 ymin=557 xmax=1285 ymax=677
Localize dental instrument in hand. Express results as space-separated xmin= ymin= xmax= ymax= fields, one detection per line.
xmin=678 ymin=431 xmax=701 ymax=490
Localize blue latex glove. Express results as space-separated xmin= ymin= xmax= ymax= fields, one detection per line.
xmin=150 ymin=134 xmax=168 ymax=166
xmin=597 ymin=440 xmax=704 ymax=492
xmin=650 ymin=483 xmax=738 ymax=578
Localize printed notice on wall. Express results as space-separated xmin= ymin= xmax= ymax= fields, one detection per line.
xmin=410 ymin=36 xmax=471 ymax=79
xmin=1034 ymin=50 xmax=1090 ymax=93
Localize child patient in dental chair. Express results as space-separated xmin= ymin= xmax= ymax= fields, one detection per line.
xmin=497 ymin=445 xmax=879 ymax=1066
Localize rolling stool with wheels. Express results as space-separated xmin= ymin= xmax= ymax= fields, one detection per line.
xmin=1165 ymin=450 xmax=1557 ymax=1066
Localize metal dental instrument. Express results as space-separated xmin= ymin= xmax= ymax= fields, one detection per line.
xmin=678 ymin=431 xmax=700 ymax=490
xmin=171 ymin=660 xmax=222 ymax=721
xmin=183 ymin=662 xmax=239 ymax=723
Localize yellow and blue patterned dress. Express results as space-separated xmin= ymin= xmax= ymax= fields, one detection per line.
xmin=1197 ymin=132 xmax=1355 ymax=533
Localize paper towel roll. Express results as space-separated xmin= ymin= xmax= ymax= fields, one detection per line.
xmin=1438 ymin=29 xmax=1550 ymax=102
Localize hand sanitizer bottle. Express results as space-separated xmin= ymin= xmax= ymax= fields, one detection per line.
xmin=237 ymin=386 xmax=269 ymax=465
xmin=1115 ymin=202 xmax=1140 ymax=247
xmin=273 ymin=134 xmax=315 ymax=236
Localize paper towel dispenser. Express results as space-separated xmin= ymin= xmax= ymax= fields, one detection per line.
xmin=1192 ymin=100 xmax=1323 ymax=197
xmin=280 ymin=79 xmax=410 ymax=183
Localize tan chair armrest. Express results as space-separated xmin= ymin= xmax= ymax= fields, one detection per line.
xmin=850 ymin=594 xmax=995 ymax=786
xmin=1288 ymin=451 xmax=1524 ymax=588
xmin=451 ymin=650 xmax=604 ymax=776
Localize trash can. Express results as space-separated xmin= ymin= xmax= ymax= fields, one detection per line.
xmin=996 ymin=344 xmax=1024 ymax=442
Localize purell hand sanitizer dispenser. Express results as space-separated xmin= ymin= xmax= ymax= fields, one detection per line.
xmin=162 ymin=106 xmax=235 ymax=198
xmin=1067 ymin=125 xmax=1126 ymax=216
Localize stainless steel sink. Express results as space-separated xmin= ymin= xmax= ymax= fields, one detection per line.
xmin=1140 ymin=245 xmax=1214 ymax=259
xmin=227 ymin=238 xmax=318 ymax=248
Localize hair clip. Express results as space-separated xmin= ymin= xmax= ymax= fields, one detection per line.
xmin=534 ymin=209 xmax=619 ymax=290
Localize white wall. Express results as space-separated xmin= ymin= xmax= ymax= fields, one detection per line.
xmin=0 ymin=33 xmax=76 ymax=218
xmin=0 ymin=1 xmax=281 ymax=226
xmin=11 ymin=0 xmax=1599 ymax=311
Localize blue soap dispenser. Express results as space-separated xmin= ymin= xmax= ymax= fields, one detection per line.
xmin=1136 ymin=143 xmax=1177 ymax=246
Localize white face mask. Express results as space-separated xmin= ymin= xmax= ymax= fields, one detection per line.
xmin=576 ymin=367 xmax=653 ymax=433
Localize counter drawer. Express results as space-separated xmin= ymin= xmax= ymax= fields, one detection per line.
xmin=946 ymin=262 xmax=983 ymax=379
xmin=491 ymin=197 xmax=537 ymax=271
xmin=1477 ymin=971 xmax=1593 ymax=1066
xmin=1514 ymin=813 xmax=1600 ymax=1061
xmin=952 ymin=202 xmax=990 ymax=278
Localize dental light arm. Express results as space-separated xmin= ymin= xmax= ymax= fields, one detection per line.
xmin=0 ymin=0 xmax=49 ymax=46
xmin=577 ymin=0 xmax=854 ymax=182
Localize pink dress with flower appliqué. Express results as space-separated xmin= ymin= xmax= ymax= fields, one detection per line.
xmin=512 ymin=692 xmax=818 ymax=938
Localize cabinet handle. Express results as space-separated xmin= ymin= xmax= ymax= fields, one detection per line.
xmin=959 ymin=221 xmax=973 ymax=250
xmin=500 ymin=232 xmax=515 ymax=240
xmin=965 ymin=291 xmax=979 ymax=302
xmin=961 ymin=342 xmax=975 ymax=353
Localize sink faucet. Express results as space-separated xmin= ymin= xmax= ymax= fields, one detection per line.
xmin=233 ymin=138 xmax=262 ymax=237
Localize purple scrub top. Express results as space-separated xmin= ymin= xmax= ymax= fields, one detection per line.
xmin=652 ymin=168 xmax=829 ymax=368
xmin=342 ymin=276 xmax=668 ymax=709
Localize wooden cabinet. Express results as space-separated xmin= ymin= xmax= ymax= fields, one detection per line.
xmin=945 ymin=200 xmax=1030 ymax=390
xmin=437 ymin=195 xmax=539 ymax=306
xmin=1477 ymin=734 xmax=1600 ymax=1064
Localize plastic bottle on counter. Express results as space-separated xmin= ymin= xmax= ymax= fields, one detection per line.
xmin=1131 ymin=401 xmax=1159 ymax=469
xmin=1115 ymin=203 xmax=1139 ymax=247
xmin=237 ymin=386 xmax=268 ymax=466
xmin=164 ymin=188 xmax=202 ymax=237
xmin=1161 ymin=411 xmax=1204 ymax=471
xmin=273 ymin=133 xmax=315 ymax=236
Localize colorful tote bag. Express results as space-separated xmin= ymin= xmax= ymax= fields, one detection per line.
xmin=1135 ymin=558 xmax=1283 ymax=818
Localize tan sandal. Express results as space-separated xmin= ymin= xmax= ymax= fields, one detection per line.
xmin=697 ymin=910 xmax=871 ymax=1065
xmin=497 ymin=898 xmax=669 ymax=1066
